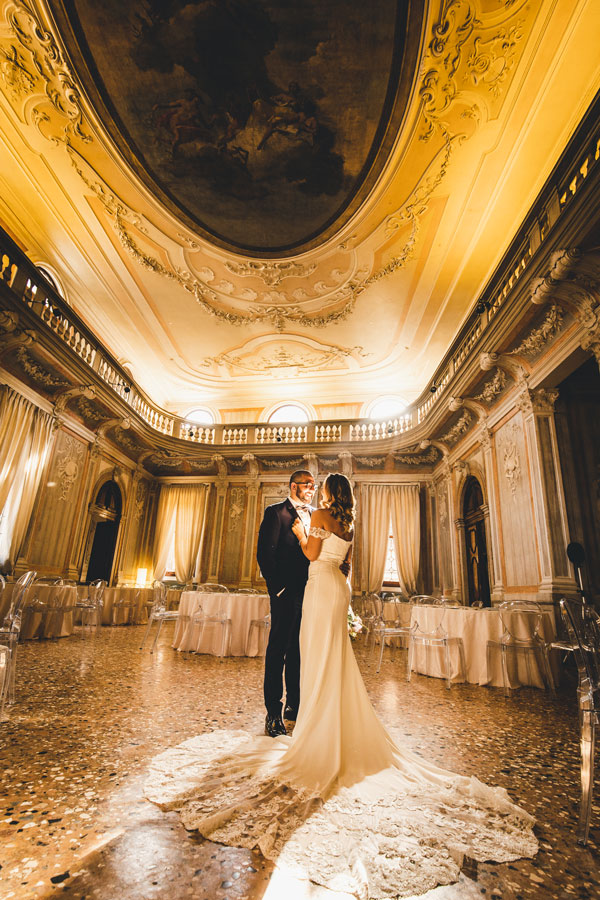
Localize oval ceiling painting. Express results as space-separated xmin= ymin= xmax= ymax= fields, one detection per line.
xmin=55 ymin=0 xmax=424 ymax=254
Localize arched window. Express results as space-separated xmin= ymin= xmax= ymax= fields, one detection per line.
xmin=267 ymin=403 xmax=310 ymax=423
xmin=366 ymin=396 xmax=406 ymax=420
xmin=185 ymin=407 xmax=215 ymax=425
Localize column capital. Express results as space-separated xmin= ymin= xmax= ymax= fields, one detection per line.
xmin=516 ymin=386 xmax=559 ymax=416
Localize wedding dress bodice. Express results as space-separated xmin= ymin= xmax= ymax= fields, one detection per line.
xmin=145 ymin=524 xmax=537 ymax=899
xmin=308 ymin=528 xmax=351 ymax=565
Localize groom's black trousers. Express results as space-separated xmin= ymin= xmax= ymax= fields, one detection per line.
xmin=264 ymin=587 xmax=304 ymax=717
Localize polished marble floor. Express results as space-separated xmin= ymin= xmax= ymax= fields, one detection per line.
xmin=0 ymin=625 xmax=598 ymax=900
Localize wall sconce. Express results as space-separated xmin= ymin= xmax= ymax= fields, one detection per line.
xmin=430 ymin=380 xmax=438 ymax=394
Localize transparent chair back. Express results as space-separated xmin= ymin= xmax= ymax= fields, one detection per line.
xmin=0 ymin=570 xmax=37 ymax=705
xmin=407 ymin=604 xmax=466 ymax=689
xmin=196 ymin=583 xmax=229 ymax=593
xmin=486 ymin=600 xmax=555 ymax=696
xmin=409 ymin=594 xmax=440 ymax=605
xmin=559 ymin=598 xmax=600 ymax=844
xmin=140 ymin=581 xmax=179 ymax=652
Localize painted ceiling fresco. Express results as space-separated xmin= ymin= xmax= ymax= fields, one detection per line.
xmin=56 ymin=0 xmax=415 ymax=253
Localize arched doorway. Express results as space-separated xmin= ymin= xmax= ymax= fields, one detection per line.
xmin=463 ymin=476 xmax=491 ymax=607
xmin=85 ymin=480 xmax=122 ymax=583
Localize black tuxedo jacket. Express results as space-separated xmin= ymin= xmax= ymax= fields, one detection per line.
xmin=256 ymin=498 xmax=311 ymax=598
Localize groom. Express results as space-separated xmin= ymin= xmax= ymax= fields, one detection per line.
xmin=257 ymin=470 xmax=316 ymax=737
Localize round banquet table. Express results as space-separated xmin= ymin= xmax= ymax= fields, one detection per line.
xmin=409 ymin=604 xmax=558 ymax=687
xmin=1 ymin=583 xmax=77 ymax=639
xmin=173 ymin=591 xmax=270 ymax=656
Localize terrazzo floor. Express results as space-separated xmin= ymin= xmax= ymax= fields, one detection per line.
xmin=0 ymin=624 xmax=598 ymax=900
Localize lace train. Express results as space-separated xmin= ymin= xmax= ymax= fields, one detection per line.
xmin=145 ymin=728 xmax=537 ymax=899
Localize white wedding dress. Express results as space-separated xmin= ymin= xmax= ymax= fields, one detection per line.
xmin=145 ymin=530 xmax=537 ymax=898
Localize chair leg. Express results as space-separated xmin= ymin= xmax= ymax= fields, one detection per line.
xmin=140 ymin=614 xmax=154 ymax=650
xmin=500 ymin=645 xmax=510 ymax=698
xmin=406 ymin=637 xmax=414 ymax=682
xmin=578 ymin=712 xmax=595 ymax=845
xmin=8 ymin=643 xmax=18 ymax=705
xmin=376 ymin=633 xmax=386 ymax=674
xmin=151 ymin=619 xmax=163 ymax=653
xmin=443 ymin=641 xmax=452 ymax=690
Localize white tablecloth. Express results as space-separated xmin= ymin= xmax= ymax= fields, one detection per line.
xmin=409 ymin=605 xmax=557 ymax=687
xmin=1 ymin=583 xmax=77 ymax=639
xmin=173 ymin=591 xmax=270 ymax=656
xmin=101 ymin=587 xmax=152 ymax=625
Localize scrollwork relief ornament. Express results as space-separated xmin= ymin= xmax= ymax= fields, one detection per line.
xmin=509 ymin=305 xmax=564 ymax=357
xmin=56 ymin=435 xmax=84 ymax=501
xmin=3 ymin=0 xmax=92 ymax=144
xmin=133 ymin=479 xmax=146 ymax=522
xmin=0 ymin=310 xmax=19 ymax=334
xmin=465 ymin=25 xmax=522 ymax=97
xmin=502 ymin=428 xmax=521 ymax=499
xmin=224 ymin=260 xmax=316 ymax=287
xmin=228 ymin=487 xmax=246 ymax=522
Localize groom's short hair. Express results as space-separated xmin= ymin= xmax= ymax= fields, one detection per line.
xmin=289 ymin=469 xmax=313 ymax=487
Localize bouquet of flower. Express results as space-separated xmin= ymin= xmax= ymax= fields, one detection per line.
xmin=347 ymin=605 xmax=364 ymax=640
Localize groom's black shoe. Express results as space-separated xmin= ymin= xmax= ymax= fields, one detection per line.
xmin=265 ymin=713 xmax=287 ymax=738
xmin=283 ymin=705 xmax=297 ymax=721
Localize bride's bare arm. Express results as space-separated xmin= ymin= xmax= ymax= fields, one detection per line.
xmin=292 ymin=511 xmax=326 ymax=561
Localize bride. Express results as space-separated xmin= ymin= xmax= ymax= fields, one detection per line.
xmin=145 ymin=473 xmax=537 ymax=898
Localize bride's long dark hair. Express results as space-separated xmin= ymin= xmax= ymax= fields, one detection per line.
xmin=322 ymin=473 xmax=355 ymax=532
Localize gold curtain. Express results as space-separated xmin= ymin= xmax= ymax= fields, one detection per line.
xmin=0 ymin=386 xmax=35 ymax=513
xmin=0 ymin=387 xmax=55 ymax=568
xmin=389 ymin=484 xmax=421 ymax=595
xmin=174 ymin=484 xmax=207 ymax=584
xmin=153 ymin=484 xmax=208 ymax=583
xmin=360 ymin=484 xmax=391 ymax=593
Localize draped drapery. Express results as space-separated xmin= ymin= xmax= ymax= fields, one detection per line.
xmin=360 ymin=483 xmax=421 ymax=594
xmin=8 ymin=408 xmax=54 ymax=565
xmin=153 ymin=484 xmax=208 ymax=583
xmin=0 ymin=387 xmax=35 ymax=513
xmin=0 ymin=387 xmax=55 ymax=567
xmin=174 ymin=484 xmax=207 ymax=583
xmin=361 ymin=484 xmax=392 ymax=593
xmin=153 ymin=486 xmax=179 ymax=580
xmin=389 ymin=484 xmax=421 ymax=595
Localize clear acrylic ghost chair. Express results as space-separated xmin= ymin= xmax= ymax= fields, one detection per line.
xmin=245 ymin=612 xmax=271 ymax=656
xmin=191 ymin=599 xmax=232 ymax=657
xmin=140 ymin=581 xmax=180 ymax=652
xmin=407 ymin=604 xmax=466 ymax=689
xmin=486 ymin=600 xmax=555 ymax=697
xmin=361 ymin=592 xmax=384 ymax=649
xmin=237 ymin=587 xmax=260 ymax=594
xmin=195 ymin=583 xmax=230 ymax=593
xmin=0 ymin=570 xmax=37 ymax=705
xmin=112 ymin=588 xmax=141 ymax=624
xmin=558 ymin=597 xmax=600 ymax=845
xmin=75 ymin=580 xmax=106 ymax=636
xmin=368 ymin=595 xmax=412 ymax=675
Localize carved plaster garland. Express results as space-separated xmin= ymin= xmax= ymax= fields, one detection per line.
xmin=475 ymin=368 xmax=506 ymax=404
xmin=509 ymin=305 xmax=564 ymax=356
xmin=440 ymin=411 xmax=473 ymax=445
